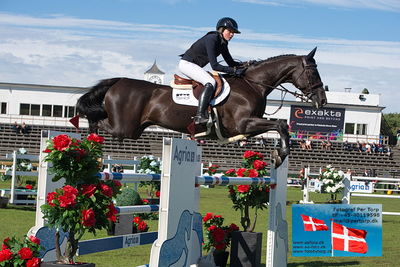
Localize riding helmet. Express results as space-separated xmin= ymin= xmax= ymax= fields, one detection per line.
xmin=216 ymin=17 xmax=240 ymax=34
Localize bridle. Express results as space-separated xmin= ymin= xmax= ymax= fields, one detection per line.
xmin=243 ymin=56 xmax=323 ymax=116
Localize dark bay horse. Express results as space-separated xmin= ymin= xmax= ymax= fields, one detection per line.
xmin=76 ymin=47 xmax=327 ymax=167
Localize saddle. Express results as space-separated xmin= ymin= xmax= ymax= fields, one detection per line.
xmin=172 ymin=72 xmax=223 ymax=99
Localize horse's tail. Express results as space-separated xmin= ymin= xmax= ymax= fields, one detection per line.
xmin=76 ymin=78 xmax=121 ymax=126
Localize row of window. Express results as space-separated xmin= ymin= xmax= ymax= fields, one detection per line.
xmin=344 ymin=123 xmax=367 ymax=135
xmin=0 ymin=102 xmax=77 ymax=118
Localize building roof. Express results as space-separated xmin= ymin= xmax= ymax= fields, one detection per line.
xmin=144 ymin=60 xmax=165 ymax=75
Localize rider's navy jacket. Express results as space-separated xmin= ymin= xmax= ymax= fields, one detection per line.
xmin=181 ymin=31 xmax=240 ymax=74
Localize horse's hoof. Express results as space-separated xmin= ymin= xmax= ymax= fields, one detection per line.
xmin=271 ymin=150 xmax=282 ymax=168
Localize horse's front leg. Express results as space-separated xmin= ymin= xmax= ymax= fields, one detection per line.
xmin=237 ymin=118 xmax=290 ymax=167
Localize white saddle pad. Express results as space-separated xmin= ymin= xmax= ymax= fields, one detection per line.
xmin=171 ymin=77 xmax=231 ymax=107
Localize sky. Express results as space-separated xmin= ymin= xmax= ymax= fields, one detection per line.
xmin=0 ymin=0 xmax=399 ymax=112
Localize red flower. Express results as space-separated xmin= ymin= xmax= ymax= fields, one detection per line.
xmin=142 ymin=199 xmax=150 ymax=204
xmin=25 ymin=184 xmax=33 ymax=190
xmin=208 ymin=225 xmax=217 ymax=232
xmin=243 ymin=150 xmax=256 ymax=159
xmin=18 ymin=247 xmax=33 ymax=260
xmin=99 ymin=183 xmax=113 ymax=198
xmin=1 ymin=244 xmax=7 ymax=250
xmin=46 ymin=192 xmax=58 ymax=207
xmin=112 ymin=180 xmax=122 ymax=190
xmin=0 ymin=249 xmax=13 ymax=262
xmin=29 ymin=235 xmax=41 ymax=245
xmin=236 ymin=168 xmax=247 ymax=177
xmin=74 ymin=148 xmax=86 ymax=159
xmin=137 ymin=221 xmax=148 ymax=232
xmin=52 ymin=134 xmax=72 ymax=151
xmin=225 ymin=169 xmax=236 ymax=176
xmin=155 ymin=190 xmax=160 ymax=198
xmin=42 ymin=148 xmax=52 ymax=153
xmin=229 ymin=223 xmax=240 ymax=232
xmin=237 ymin=185 xmax=250 ymax=193
xmin=203 ymin=212 xmax=213 ymax=222
xmin=229 ymin=188 xmax=235 ymax=195
xmin=255 ymin=152 xmax=264 ymax=160
xmin=106 ymin=203 xmax=118 ymax=222
xmin=58 ymin=193 xmax=77 ymax=208
xmin=26 ymin=257 xmax=40 ymax=267
xmin=253 ymin=160 xmax=267 ymax=170
xmin=81 ymin=208 xmax=96 ymax=227
xmin=212 ymin=227 xmax=226 ymax=243
xmin=81 ymin=184 xmax=97 ymax=197
xmin=62 ymin=185 xmax=78 ymax=196
xmin=248 ymin=169 xmax=259 ymax=178
xmin=215 ymin=243 xmax=226 ymax=251
xmin=133 ymin=216 xmax=141 ymax=224
xmin=87 ymin=133 xmax=105 ymax=144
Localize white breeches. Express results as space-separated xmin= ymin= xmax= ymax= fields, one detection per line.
xmin=178 ymin=60 xmax=216 ymax=87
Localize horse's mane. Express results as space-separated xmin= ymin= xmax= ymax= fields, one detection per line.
xmin=254 ymin=54 xmax=297 ymax=65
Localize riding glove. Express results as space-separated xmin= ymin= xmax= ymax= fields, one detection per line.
xmin=234 ymin=67 xmax=247 ymax=77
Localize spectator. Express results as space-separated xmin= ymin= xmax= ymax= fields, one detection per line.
xmin=12 ymin=121 xmax=21 ymax=134
xmin=326 ymin=140 xmax=332 ymax=150
xmin=299 ymin=139 xmax=306 ymax=150
xmin=305 ymin=139 xmax=312 ymax=150
xmin=365 ymin=143 xmax=372 ymax=153
xmin=20 ymin=122 xmax=31 ymax=135
xmin=356 ymin=141 xmax=363 ymax=152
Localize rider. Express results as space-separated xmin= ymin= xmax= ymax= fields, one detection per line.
xmin=179 ymin=17 xmax=247 ymax=125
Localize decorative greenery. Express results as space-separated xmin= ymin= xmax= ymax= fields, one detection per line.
xmin=115 ymin=187 xmax=142 ymax=206
xmin=137 ymin=155 xmax=161 ymax=199
xmin=0 ymin=235 xmax=42 ymax=267
xmin=40 ymin=134 xmax=122 ymax=264
xmin=202 ymin=212 xmax=239 ymax=252
xmin=319 ymin=165 xmax=345 ymax=201
xmin=226 ymin=150 xmax=270 ymax=232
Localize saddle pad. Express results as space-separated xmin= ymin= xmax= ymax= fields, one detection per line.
xmin=172 ymin=76 xmax=230 ymax=107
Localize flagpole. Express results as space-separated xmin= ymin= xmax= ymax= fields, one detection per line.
xmin=331 ymin=219 xmax=334 ymax=257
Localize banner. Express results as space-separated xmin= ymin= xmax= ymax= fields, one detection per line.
xmin=289 ymin=105 xmax=345 ymax=134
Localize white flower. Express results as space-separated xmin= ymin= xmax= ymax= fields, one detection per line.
xmin=326 ymin=186 xmax=332 ymax=193
xmin=144 ymin=168 xmax=152 ymax=174
xmin=18 ymin=148 xmax=27 ymax=154
xmin=148 ymin=155 xmax=155 ymax=160
xmin=27 ymin=163 xmax=33 ymax=171
xmin=333 ymin=173 xmax=339 ymax=179
xmin=150 ymin=161 xmax=159 ymax=167
xmin=141 ymin=156 xmax=148 ymax=160
xmin=338 ymin=170 xmax=344 ymax=177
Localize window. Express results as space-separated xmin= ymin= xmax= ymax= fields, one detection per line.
xmin=31 ymin=104 xmax=40 ymax=116
xmin=20 ymin=103 xmax=30 ymax=115
xmin=64 ymin=106 xmax=76 ymax=118
xmin=42 ymin=105 xmax=52 ymax=116
xmin=53 ymin=105 xmax=63 ymax=117
xmin=344 ymin=123 xmax=355 ymax=134
xmin=0 ymin=102 xmax=7 ymax=114
xmin=356 ymin=124 xmax=367 ymax=135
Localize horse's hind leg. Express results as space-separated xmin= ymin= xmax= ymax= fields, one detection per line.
xmin=237 ymin=118 xmax=290 ymax=167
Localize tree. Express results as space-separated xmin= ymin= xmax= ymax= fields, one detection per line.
xmin=361 ymin=88 xmax=369 ymax=94
xmin=382 ymin=113 xmax=400 ymax=135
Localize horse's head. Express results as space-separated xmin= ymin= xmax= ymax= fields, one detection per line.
xmin=292 ymin=47 xmax=327 ymax=108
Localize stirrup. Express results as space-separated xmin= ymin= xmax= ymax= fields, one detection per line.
xmin=193 ymin=115 xmax=209 ymax=125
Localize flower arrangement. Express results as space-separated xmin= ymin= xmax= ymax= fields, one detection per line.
xmin=40 ymin=133 xmax=122 ymax=264
xmin=202 ymin=213 xmax=239 ymax=252
xmin=0 ymin=235 xmax=42 ymax=267
xmin=132 ymin=216 xmax=149 ymax=233
xmin=205 ymin=164 xmax=220 ymax=176
xmin=137 ymin=155 xmax=161 ymax=199
xmin=319 ymin=165 xmax=345 ymax=201
xmin=0 ymin=148 xmax=35 ymax=189
xmin=226 ymin=150 xmax=270 ymax=232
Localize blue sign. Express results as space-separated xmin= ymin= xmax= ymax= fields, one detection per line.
xmin=292 ymin=204 xmax=382 ymax=257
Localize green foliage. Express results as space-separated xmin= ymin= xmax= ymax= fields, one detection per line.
xmin=318 ymin=165 xmax=345 ymax=201
xmin=383 ymin=113 xmax=400 ymax=135
xmin=137 ymin=155 xmax=161 ymax=199
xmin=115 ymin=187 xmax=142 ymax=206
xmin=361 ymin=88 xmax=369 ymax=94
xmin=0 ymin=235 xmax=42 ymax=267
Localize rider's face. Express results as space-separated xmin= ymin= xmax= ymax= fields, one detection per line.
xmin=222 ymin=28 xmax=235 ymax=41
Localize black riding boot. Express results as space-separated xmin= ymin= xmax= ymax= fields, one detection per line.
xmin=194 ymin=83 xmax=215 ymax=125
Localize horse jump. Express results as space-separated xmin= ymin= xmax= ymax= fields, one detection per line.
xmin=31 ymin=131 xmax=289 ymax=267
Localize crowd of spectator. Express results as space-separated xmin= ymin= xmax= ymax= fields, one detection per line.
xmin=12 ymin=122 xmax=31 ymax=135
xmin=343 ymin=140 xmax=392 ymax=157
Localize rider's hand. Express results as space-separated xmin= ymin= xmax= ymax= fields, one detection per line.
xmin=242 ymin=60 xmax=256 ymax=67
xmin=234 ymin=67 xmax=247 ymax=77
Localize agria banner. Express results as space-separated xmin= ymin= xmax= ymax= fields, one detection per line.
xmin=289 ymin=105 xmax=345 ymax=133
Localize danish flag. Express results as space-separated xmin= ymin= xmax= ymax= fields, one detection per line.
xmin=332 ymin=222 xmax=368 ymax=254
xmin=300 ymin=214 xmax=328 ymax=231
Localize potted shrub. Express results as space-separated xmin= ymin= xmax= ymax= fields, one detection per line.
xmin=40 ymin=133 xmax=121 ymax=266
xmin=202 ymin=212 xmax=239 ymax=267
xmin=109 ymin=187 xmax=142 ymax=235
xmin=137 ymin=155 xmax=161 ymax=203
xmin=318 ymin=165 xmax=345 ymax=203
xmin=224 ymin=150 xmax=271 ymax=267
xmin=0 ymin=235 xmax=42 ymax=267
xmin=0 ymin=196 xmax=9 ymax=208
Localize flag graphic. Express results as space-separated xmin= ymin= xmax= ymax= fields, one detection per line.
xmin=332 ymin=222 xmax=368 ymax=254
xmin=300 ymin=214 xmax=329 ymax=231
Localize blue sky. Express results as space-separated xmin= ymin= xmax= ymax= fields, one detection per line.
xmin=1 ymin=0 xmax=399 ymax=112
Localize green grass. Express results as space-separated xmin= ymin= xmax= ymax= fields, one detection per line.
xmin=0 ymin=185 xmax=399 ymax=267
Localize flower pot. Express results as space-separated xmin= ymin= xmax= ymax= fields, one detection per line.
xmin=41 ymin=262 xmax=95 ymax=267
xmin=107 ymin=214 xmax=133 ymax=236
xmin=230 ymin=231 xmax=262 ymax=267
xmin=0 ymin=196 xmax=9 ymax=208
xmin=213 ymin=250 xmax=229 ymax=267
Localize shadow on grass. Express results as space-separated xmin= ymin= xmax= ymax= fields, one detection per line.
xmin=4 ymin=205 xmax=36 ymax=211
xmin=288 ymin=261 xmax=361 ymax=267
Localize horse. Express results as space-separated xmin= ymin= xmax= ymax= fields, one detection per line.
xmin=76 ymin=47 xmax=327 ymax=167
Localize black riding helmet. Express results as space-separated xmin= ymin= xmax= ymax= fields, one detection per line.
xmin=216 ymin=17 xmax=240 ymax=34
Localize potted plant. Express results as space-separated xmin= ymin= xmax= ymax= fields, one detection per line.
xmin=0 ymin=235 xmax=42 ymax=267
xmin=202 ymin=212 xmax=239 ymax=267
xmin=319 ymin=165 xmax=345 ymax=203
xmin=40 ymin=133 xmax=121 ymax=266
xmin=137 ymin=155 xmax=161 ymax=203
xmin=109 ymin=187 xmax=142 ymax=235
xmin=224 ymin=150 xmax=270 ymax=267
